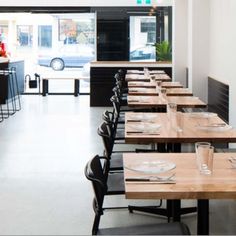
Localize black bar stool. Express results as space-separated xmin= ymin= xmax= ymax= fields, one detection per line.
xmin=0 ymin=67 xmax=21 ymax=119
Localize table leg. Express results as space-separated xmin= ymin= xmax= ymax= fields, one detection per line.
xmin=74 ymin=79 xmax=80 ymax=96
xmin=197 ymin=199 xmax=209 ymax=235
xmin=172 ymin=200 xmax=181 ymax=222
xmin=42 ymin=79 xmax=48 ymax=96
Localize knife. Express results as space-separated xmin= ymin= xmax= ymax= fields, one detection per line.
xmin=125 ymin=178 xmax=176 ymax=184
xmin=199 ymin=123 xmax=226 ymax=127
xmin=127 ymin=131 xmax=160 ymax=135
xmin=127 ymin=120 xmax=142 ymax=122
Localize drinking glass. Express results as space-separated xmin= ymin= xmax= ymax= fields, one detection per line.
xmin=156 ymin=81 xmax=162 ymax=94
xmin=167 ymin=102 xmax=177 ymax=118
xmin=160 ymin=87 xmax=167 ymax=100
xmin=195 ymin=142 xmax=214 ymax=175
xmin=144 ymin=67 xmax=150 ymax=79
xmin=167 ymin=103 xmax=183 ymax=132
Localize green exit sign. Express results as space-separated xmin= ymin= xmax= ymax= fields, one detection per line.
xmin=136 ymin=0 xmax=152 ymax=4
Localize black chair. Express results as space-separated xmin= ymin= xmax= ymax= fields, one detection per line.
xmin=102 ymin=110 xmax=125 ymax=143
xmin=114 ymin=71 xmax=128 ymax=94
xmin=0 ymin=104 xmax=3 ymax=122
xmin=97 ymin=122 xmax=133 ymax=171
xmin=85 ymin=155 xmax=191 ymax=235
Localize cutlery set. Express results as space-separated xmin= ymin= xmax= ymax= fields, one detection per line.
xmin=127 ymin=119 xmax=156 ymax=123
xmin=125 ymin=173 xmax=176 ymax=184
xmin=201 ymin=123 xmax=226 ymax=127
xmin=127 ymin=131 xmax=160 ymax=135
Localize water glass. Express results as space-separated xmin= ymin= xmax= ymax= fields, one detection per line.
xmin=150 ymin=75 xmax=156 ymax=83
xmin=195 ymin=142 xmax=214 ymax=175
xmin=156 ymin=80 xmax=162 ymax=88
xmin=144 ymin=67 xmax=150 ymax=79
xmin=167 ymin=103 xmax=183 ymax=132
xmin=167 ymin=102 xmax=177 ymax=117
xmin=155 ymin=81 xmax=162 ymax=94
xmin=160 ymin=87 xmax=167 ymax=99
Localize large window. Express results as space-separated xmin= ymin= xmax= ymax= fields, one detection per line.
xmin=0 ymin=25 xmax=8 ymax=42
xmin=38 ymin=25 xmax=52 ymax=48
xmin=59 ymin=18 xmax=95 ymax=45
xmin=130 ymin=16 xmax=156 ymax=62
xmin=141 ymin=19 xmax=156 ymax=43
xmin=17 ymin=25 xmax=33 ymax=47
xmin=129 ymin=7 xmax=172 ymax=62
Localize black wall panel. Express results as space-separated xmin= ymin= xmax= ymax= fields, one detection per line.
xmin=208 ymin=77 xmax=229 ymax=123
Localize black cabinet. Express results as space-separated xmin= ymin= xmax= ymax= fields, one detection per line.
xmin=0 ymin=60 xmax=24 ymax=104
xmin=10 ymin=60 xmax=25 ymax=95
xmin=0 ymin=62 xmax=8 ymax=104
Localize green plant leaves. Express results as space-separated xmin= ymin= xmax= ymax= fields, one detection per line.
xmin=154 ymin=41 xmax=172 ymax=61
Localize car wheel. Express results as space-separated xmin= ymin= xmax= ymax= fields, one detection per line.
xmin=50 ymin=58 xmax=65 ymax=71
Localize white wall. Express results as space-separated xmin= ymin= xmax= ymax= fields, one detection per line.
xmin=208 ymin=0 xmax=236 ymax=128
xmin=173 ymin=0 xmax=188 ymax=86
xmin=188 ymin=0 xmax=210 ymax=102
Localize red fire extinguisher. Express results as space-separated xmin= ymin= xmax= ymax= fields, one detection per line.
xmin=0 ymin=41 xmax=7 ymax=57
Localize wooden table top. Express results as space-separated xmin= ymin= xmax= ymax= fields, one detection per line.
xmin=127 ymin=70 xmax=165 ymax=74
xmin=125 ymin=73 xmax=171 ymax=82
xmin=128 ymin=81 xmax=183 ymax=88
xmin=125 ymin=112 xmax=236 ymax=143
xmin=127 ymin=95 xmax=206 ymax=108
xmin=128 ymin=87 xmax=193 ymax=96
xmin=123 ymin=152 xmax=236 ymax=199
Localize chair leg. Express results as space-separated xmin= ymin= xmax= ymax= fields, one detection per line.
xmin=92 ymin=214 xmax=101 ymax=235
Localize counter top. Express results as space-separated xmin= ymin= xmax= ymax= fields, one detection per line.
xmin=0 ymin=57 xmax=9 ymax=63
xmin=0 ymin=57 xmax=24 ymax=64
xmin=90 ymin=61 xmax=172 ymax=68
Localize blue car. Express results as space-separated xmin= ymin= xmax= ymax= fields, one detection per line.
xmin=130 ymin=46 xmax=156 ymax=61
xmin=38 ymin=44 xmax=95 ymax=71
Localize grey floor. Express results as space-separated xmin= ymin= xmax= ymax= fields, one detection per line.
xmin=0 ymin=95 xmax=236 ymax=235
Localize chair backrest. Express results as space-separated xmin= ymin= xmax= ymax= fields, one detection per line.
xmin=118 ymin=69 xmax=125 ymax=79
xmin=84 ymin=155 xmax=108 ymax=235
xmin=112 ymin=86 xmax=122 ymax=98
xmin=97 ymin=122 xmax=114 ymax=158
xmin=102 ymin=110 xmax=119 ymax=136
xmin=114 ymin=73 xmax=121 ymax=83
xmin=110 ymin=95 xmax=121 ymax=116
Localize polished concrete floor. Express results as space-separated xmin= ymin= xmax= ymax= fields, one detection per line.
xmin=0 ymin=95 xmax=236 ymax=235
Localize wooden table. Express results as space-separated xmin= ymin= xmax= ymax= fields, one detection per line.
xmin=128 ymin=81 xmax=183 ymax=88
xmin=125 ymin=73 xmax=171 ymax=82
xmin=125 ymin=112 xmax=236 ymax=144
xmin=126 ymin=69 xmax=165 ymax=74
xmin=123 ymin=152 xmax=236 ymax=234
xmin=127 ymin=96 xmax=206 ymax=109
xmin=128 ymin=87 xmax=193 ymax=96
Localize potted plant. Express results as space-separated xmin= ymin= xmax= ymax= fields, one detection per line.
xmin=154 ymin=41 xmax=172 ymax=62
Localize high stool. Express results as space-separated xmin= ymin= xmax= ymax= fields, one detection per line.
xmin=0 ymin=67 xmax=21 ymax=119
